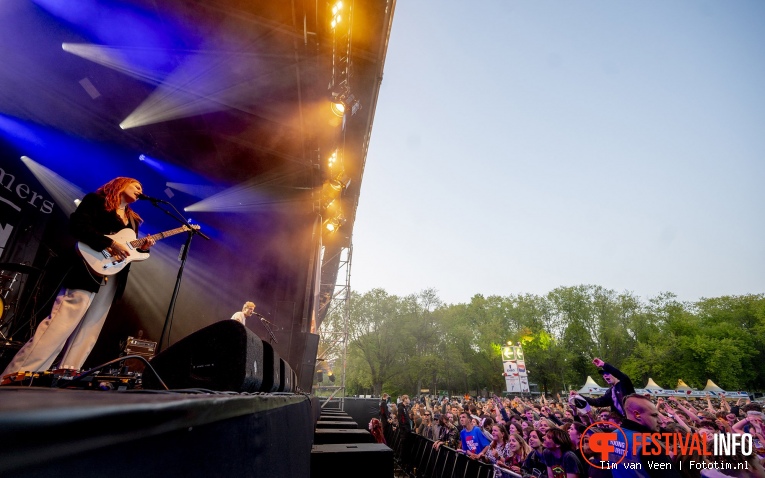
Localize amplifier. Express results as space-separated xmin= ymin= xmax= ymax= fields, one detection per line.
xmin=124 ymin=337 xmax=157 ymax=357
xmin=121 ymin=336 xmax=158 ymax=372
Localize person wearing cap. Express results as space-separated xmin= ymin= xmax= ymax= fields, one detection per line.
xmin=434 ymin=412 xmax=459 ymax=450
xmin=573 ymin=357 xmax=635 ymax=417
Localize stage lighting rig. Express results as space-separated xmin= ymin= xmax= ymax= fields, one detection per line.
xmin=324 ymin=214 xmax=346 ymax=233
xmin=330 ymin=1 xmax=343 ymax=29
xmin=328 ymin=172 xmax=351 ymax=192
xmin=330 ymin=90 xmax=361 ymax=117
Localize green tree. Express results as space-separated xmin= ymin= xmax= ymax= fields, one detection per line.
xmin=347 ymin=289 xmax=410 ymax=396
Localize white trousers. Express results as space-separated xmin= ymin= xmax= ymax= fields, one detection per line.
xmin=2 ymin=278 xmax=117 ymax=375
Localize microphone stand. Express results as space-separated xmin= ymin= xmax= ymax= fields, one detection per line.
xmin=145 ymin=199 xmax=210 ymax=353
xmin=259 ymin=317 xmax=278 ymax=344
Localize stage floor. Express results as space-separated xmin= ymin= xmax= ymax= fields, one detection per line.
xmin=0 ymin=386 xmax=313 ymax=477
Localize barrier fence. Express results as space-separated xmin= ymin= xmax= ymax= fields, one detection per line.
xmin=386 ymin=428 xmax=522 ymax=478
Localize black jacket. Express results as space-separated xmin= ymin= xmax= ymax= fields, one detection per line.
xmin=397 ymin=402 xmax=412 ymax=433
xmin=62 ymin=192 xmax=139 ymax=297
xmin=583 ymin=362 xmax=635 ymax=415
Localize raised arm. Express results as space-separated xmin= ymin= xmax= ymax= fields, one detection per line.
xmin=705 ymin=394 xmax=718 ymax=414
xmin=668 ymin=396 xmax=701 ymax=424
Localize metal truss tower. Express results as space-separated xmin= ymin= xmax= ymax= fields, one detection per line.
xmin=314 ymin=243 xmax=352 ymax=410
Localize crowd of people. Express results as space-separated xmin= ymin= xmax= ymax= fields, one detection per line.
xmin=373 ymin=358 xmax=765 ymax=478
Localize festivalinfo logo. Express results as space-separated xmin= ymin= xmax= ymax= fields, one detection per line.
xmin=583 ymin=422 xmax=754 ymax=471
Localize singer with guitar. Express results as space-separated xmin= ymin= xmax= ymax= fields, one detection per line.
xmin=2 ymin=177 xmax=156 ymax=378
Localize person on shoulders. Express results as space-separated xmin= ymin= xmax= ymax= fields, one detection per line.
xmin=574 ymin=358 xmax=635 ymax=418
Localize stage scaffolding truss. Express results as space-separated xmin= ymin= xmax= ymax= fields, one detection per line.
xmin=315 ymin=244 xmax=352 ymax=410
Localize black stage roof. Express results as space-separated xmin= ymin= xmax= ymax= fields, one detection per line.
xmin=0 ymin=0 xmax=395 ymax=383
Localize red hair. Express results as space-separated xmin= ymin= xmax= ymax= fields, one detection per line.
xmin=96 ymin=177 xmax=143 ymax=225
xmin=369 ymin=418 xmax=386 ymax=444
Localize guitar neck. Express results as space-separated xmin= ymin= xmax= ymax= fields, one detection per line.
xmin=129 ymin=226 xmax=192 ymax=248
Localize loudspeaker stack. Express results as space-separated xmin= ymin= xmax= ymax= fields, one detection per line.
xmin=142 ymin=321 xmax=295 ymax=393
xmin=311 ymin=409 xmax=392 ymax=477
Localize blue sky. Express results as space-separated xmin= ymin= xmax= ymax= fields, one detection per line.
xmin=351 ymin=1 xmax=765 ymax=305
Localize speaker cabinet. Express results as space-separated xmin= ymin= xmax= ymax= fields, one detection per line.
xmin=298 ymin=332 xmax=320 ymax=392
xmin=311 ymin=444 xmax=392 ymax=478
xmin=278 ymin=358 xmax=293 ymax=393
xmin=143 ymin=320 xmax=263 ymax=392
xmin=261 ymin=341 xmax=280 ymax=393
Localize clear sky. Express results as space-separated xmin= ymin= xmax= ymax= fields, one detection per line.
xmin=350 ymin=1 xmax=765 ymax=305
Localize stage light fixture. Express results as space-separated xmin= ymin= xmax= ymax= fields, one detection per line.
xmin=320 ymin=179 xmax=341 ymax=211
xmin=330 ymin=1 xmax=344 ymax=29
xmin=324 ymin=214 xmax=346 ymax=233
xmin=329 ymin=93 xmax=360 ymax=117
xmin=328 ymin=150 xmax=339 ymax=168
xmin=330 ymin=100 xmax=345 ymax=117
xmin=329 ymin=173 xmax=351 ymax=192
xmin=323 ymin=197 xmax=338 ymax=211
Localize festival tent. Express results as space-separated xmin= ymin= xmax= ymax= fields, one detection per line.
xmin=643 ymin=378 xmax=663 ymax=391
xmin=702 ymin=379 xmax=725 ymax=392
xmin=573 ymin=377 xmax=748 ymax=399
xmin=577 ymin=376 xmax=605 ymax=396
xmin=675 ymin=379 xmax=693 ymax=391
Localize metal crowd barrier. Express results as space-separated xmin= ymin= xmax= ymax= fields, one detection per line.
xmin=387 ymin=428 xmax=496 ymax=478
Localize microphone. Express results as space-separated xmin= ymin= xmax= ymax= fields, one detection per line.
xmin=137 ymin=193 xmax=168 ymax=204
xmin=258 ymin=314 xmax=274 ymax=325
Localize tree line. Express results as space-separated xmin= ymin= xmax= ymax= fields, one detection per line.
xmin=317 ymin=286 xmax=765 ymax=398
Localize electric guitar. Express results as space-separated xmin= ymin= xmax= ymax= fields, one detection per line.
xmin=77 ymin=224 xmax=200 ymax=275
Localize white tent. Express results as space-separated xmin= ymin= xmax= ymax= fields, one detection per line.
xmin=577 ymin=376 xmax=606 ymax=396
xmin=675 ymin=379 xmax=693 ymax=391
xmin=643 ymin=378 xmax=663 ymax=390
xmin=702 ymin=379 xmax=724 ymax=392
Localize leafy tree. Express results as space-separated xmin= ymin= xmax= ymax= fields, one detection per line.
xmin=346 ymin=289 xmax=409 ymax=396
xmin=338 ymin=287 xmax=765 ymax=399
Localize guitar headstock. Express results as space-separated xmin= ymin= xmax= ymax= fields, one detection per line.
xmin=186 ymin=224 xmax=201 ymax=231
